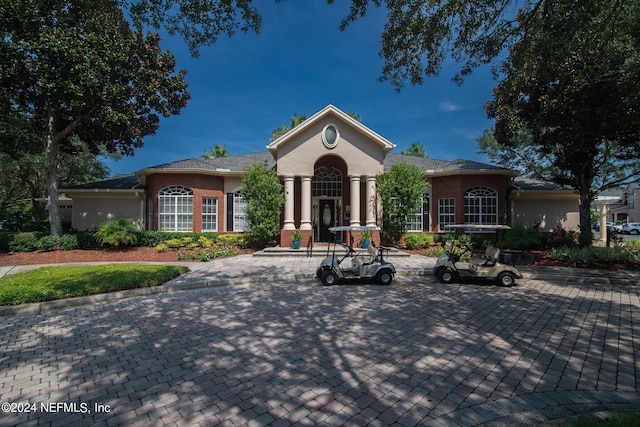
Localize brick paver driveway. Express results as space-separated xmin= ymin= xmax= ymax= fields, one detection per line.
xmin=1 ymin=277 xmax=639 ymax=426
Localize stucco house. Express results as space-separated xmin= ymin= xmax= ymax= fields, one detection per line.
xmin=61 ymin=104 xmax=579 ymax=246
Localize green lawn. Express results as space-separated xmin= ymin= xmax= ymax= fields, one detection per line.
xmin=0 ymin=264 xmax=188 ymax=305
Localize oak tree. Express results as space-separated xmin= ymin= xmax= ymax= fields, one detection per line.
xmin=1 ymin=0 xmax=190 ymax=235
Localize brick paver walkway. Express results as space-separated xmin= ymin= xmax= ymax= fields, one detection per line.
xmin=1 ymin=274 xmax=639 ymax=426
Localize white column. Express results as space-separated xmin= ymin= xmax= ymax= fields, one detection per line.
xmin=300 ymin=176 xmax=312 ymax=230
xmin=349 ymin=175 xmax=361 ymax=226
xmin=283 ymin=176 xmax=295 ymax=230
xmin=599 ymin=202 xmax=607 ymax=243
xmin=365 ymin=176 xmax=376 ymax=227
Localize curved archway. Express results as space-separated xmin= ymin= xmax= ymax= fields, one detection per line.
xmin=313 ymin=155 xmax=349 ymax=241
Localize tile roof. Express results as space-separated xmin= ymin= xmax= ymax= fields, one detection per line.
xmin=383 ymin=154 xmax=514 ymax=174
xmin=68 ymin=153 xmax=521 ymax=191
xmin=62 ymin=175 xmax=143 ymax=190
xmin=140 ymin=153 xmax=276 ymax=173
xmin=510 ymin=177 xmax=575 ymax=191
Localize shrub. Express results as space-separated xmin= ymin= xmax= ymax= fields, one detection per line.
xmin=94 ymin=218 xmax=139 ymax=248
xmin=216 ymin=233 xmax=250 ymax=248
xmin=0 ymin=232 xmax=13 ymax=252
xmin=403 ymin=233 xmax=434 ymax=249
xmin=36 ymin=235 xmax=60 ymax=251
xmin=9 ymin=232 xmax=42 ymax=252
xmin=504 ymin=225 xmax=546 ymax=250
xmin=550 ymin=246 xmax=638 ymax=267
xmin=75 ymin=232 xmax=98 ymax=249
xmin=155 ymin=243 xmax=168 ymax=253
xmin=241 ymin=162 xmax=285 ymax=247
xmin=59 ymin=234 xmax=79 ymax=250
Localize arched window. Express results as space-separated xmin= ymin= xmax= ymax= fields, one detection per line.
xmin=158 ymin=186 xmax=193 ymax=232
xmin=312 ymin=166 xmax=342 ymax=197
xmin=464 ymin=187 xmax=498 ymax=225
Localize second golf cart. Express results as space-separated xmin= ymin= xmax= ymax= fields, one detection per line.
xmin=433 ymin=224 xmax=523 ymax=286
xmin=317 ymin=226 xmax=396 ymax=286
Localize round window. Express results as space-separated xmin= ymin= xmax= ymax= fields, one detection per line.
xmin=322 ymin=124 xmax=339 ymax=149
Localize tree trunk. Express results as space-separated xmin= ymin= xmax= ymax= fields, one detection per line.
xmin=578 ymin=191 xmax=593 ymax=248
xmin=46 ymin=113 xmax=63 ymax=236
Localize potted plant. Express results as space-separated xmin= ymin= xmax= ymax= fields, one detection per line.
xmin=360 ymin=230 xmax=372 ymax=248
xmin=291 ymin=230 xmax=304 ymax=249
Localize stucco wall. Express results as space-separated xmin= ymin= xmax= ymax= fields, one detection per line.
xmin=276 ymin=114 xmax=386 ymax=177
xmin=511 ymin=198 xmax=580 ymax=231
xmin=71 ymin=196 xmax=143 ymax=231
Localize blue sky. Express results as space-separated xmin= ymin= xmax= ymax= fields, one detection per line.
xmin=104 ymin=0 xmax=499 ymax=176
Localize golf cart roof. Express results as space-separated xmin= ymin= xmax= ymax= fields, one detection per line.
xmin=328 ymin=225 xmax=381 ymax=232
xmin=447 ymin=224 xmax=511 ymax=230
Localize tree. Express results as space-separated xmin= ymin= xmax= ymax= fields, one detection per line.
xmin=376 ymin=163 xmax=427 ymax=245
xmin=477 ymin=128 xmax=555 ymax=181
xmin=128 ymin=0 xmax=262 ymax=57
xmin=484 ymin=1 xmax=640 ymax=247
xmin=401 ymin=141 xmax=428 ymax=157
xmin=270 ymin=113 xmax=308 ymax=141
xmin=200 ymin=144 xmax=229 ymax=159
xmin=1 ymin=0 xmax=190 ymax=236
xmin=1 ymin=137 xmax=110 ymax=221
xmin=240 ymin=162 xmax=285 ymax=247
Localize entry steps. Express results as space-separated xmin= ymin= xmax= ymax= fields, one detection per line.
xmin=253 ymin=245 xmax=411 ymax=257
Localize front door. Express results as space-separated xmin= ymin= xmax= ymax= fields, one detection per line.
xmin=318 ymin=199 xmax=336 ymax=242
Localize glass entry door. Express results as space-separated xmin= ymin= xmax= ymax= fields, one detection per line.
xmin=316 ymin=199 xmax=342 ymax=242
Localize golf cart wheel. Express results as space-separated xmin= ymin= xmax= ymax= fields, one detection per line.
xmin=437 ymin=268 xmax=454 ymax=284
xmin=631 ymin=229 xmax=639 ymax=235
xmin=497 ymin=272 xmax=516 ymax=287
xmin=321 ymin=270 xmax=337 ymax=286
xmin=376 ymin=269 xmax=393 ymax=285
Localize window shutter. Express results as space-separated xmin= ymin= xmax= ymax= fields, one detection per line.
xmin=227 ymin=193 xmax=234 ymax=231
xmin=423 ymin=197 xmax=430 ymax=231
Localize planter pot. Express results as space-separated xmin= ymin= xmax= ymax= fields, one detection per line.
xmin=292 ymin=240 xmax=301 ymax=249
xmin=361 ymin=240 xmax=370 ymax=249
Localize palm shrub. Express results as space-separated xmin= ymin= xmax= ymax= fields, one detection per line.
xmin=94 ymin=218 xmax=139 ymax=248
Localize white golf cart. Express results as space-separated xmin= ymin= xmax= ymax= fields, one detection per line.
xmin=317 ymin=225 xmax=396 ymax=286
xmin=433 ymin=224 xmax=523 ymax=287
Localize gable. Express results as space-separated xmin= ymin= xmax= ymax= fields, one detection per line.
xmin=267 ymin=105 xmax=396 ymax=176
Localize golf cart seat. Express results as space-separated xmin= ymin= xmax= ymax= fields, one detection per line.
xmin=471 ymin=246 xmax=501 ymax=267
xmin=351 ymin=244 xmax=377 ymax=270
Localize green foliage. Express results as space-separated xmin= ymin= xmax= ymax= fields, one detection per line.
xmin=270 ymin=113 xmax=308 ymax=141
xmin=400 ymin=142 xmax=428 ymax=157
xmin=94 ymin=218 xmax=139 ymax=249
xmin=9 ymin=232 xmax=44 ymax=252
xmin=215 ymin=233 xmax=250 ymax=249
xmin=177 ymin=247 xmax=238 ymax=261
xmin=290 ymin=230 xmax=304 ymax=242
xmin=403 ymin=233 xmax=434 ymax=249
xmin=1 ymin=0 xmax=190 ymax=235
xmin=36 ymin=234 xmax=79 ymax=251
xmin=550 ymin=246 xmax=639 ymax=268
xmin=484 ymin=1 xmax=640 ymax=246
xmin=200 ymin=144 xmax=229 ymax=159
xmin=240 ymin=162 xmax=285 ymax=247
xmin=0 ymin=264 xmax=187 ymax=305
xmin=128 ymin=0 xmax=262 ymax=57
xmin=0 ymin=232 xmax=13 ymax=252
xmin=376 ymin=162 xmax=427 ymax=246
xmin=503 ymin=225 xmax=546 ymax=251
xmin=426 ymin=235 xmax=474 ymax=261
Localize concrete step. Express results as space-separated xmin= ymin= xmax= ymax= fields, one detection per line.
xmin=253 ymin=246 xmax=411 ymax=257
